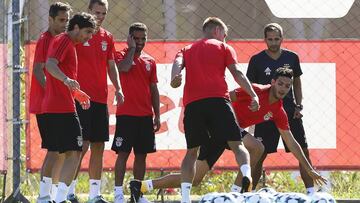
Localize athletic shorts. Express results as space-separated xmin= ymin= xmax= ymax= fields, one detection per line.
xmin=198 ymin=129 xmax=248 ymax=168
xmin=184 ymin=98 xmax=242 ymax=149
xmin=76 ymin=101 xmax=109 ymax=142
xmin=36 ymin=114 xmax=57 ymax=151
xmin=111 ymin=115 xmax=156 ymax=154
xmin=42 ymin=113 xmax=83 ymax=153
xmin=254 ymin=117 xmax=307 ymax=154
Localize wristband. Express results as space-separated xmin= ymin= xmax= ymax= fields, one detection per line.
xmin=295 ymin=104 xmax=303 ymax=110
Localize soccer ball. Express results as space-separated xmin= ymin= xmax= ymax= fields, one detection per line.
xmin=310 ymin=192 xmax=336 ymax=203
xmin=245 ymin=192 xmax=275 ymax=203
xmin=210 ymin=193 xmax=237 ymax=203
xmin=258 ymin=187 xmax=277 ymax=195
xmin=275 ymin=192 xmax=311 ymax=203
xmin=228 ymin=192 xmax=246 ymax=202
xmin=199 ymin=192 xmax=219 ymax=203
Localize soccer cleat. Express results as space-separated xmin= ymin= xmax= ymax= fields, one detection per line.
xmin=129 ymin=180 xmax=142 ymax=203
xmin=87 ymin=195 xmax=110 ymax=203
xmin=36 ymin=195 xmax=53 ymax=203
xmin=240 ymin=176 xmax=252 ymax=193
xmin=67 ymin=194 xmax=80 ymax=203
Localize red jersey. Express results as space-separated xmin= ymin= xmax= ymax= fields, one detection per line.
xmin=115 ymin=49 xmax=158 ymax=116
xmin=29 ymin=31 xmax=53 ymax=114
xmin=177 ymin=39 xmax=238 ymax=106
xmin=42 ymin=33 xmax=78 ymax=113
xmin=76 ymin=27 xmax=115 ymax=104
xmin=232 ymin=84 xmax=289 ymax=130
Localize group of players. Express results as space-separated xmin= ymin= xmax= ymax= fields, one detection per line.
xmin=29 ymin=0 xmax=327 ymax=203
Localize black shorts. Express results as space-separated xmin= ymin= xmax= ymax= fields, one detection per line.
xmin=184 ymin=98 xmax=242 ymax=149
xmin=36 ymin=114 xmax=57 ymax=151
xmin=254 ymin=118 xmax=307 ymax=154
xmin=111 ymin=115 xmax=156 ymax=154
xmin=76 ymin=101 xmax=109 ymax=142
xmin=197 ymin=129 xmax=248 ymax=168
xmin=42 ymin=113 xmax=83 ymax=153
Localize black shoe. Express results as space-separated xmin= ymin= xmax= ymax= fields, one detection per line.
xmin=129 ymin=180 xmax=142 ymax=203
xmin=240 ymin=176 xmax=252 ymax=193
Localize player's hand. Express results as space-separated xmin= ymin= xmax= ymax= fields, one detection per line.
xmin=170 ymin=73 xmax=182 ymax=88
xmin=293 ymin=108 xmax=303 ymax=119
xmin=153 ymin=115 xmax=161 ymax=132
xmin=248 ymin=96 xmax=260 ymax=112
xmin=307 ymin=169 xmax=328 ymax=186
xmin=115 ymin=89 xmax=124 ymax=105
xmin=73 ymin=89 xmax=91 ymax=110
xmin=127 ymin=34 xmax=136 ymax=49
xmin=63 ymin=77 xmax=80 ymax=91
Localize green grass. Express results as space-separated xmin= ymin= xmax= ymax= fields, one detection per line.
xmin=18 ymin=170 xmax=360 ymax=202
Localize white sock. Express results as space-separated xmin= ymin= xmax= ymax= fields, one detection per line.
xmin=55 ymin=182 xmax=69 ymax=203
xmin=306 ymin=187 xmax=315 ymax=195
xmin=143 ymin=180 xmax=154 ymax=191
xmin=180 ymin=182 xmax=192 ymax=203
xmin=240 ymin=164 xmax=251 ymax=179
xmin=230 ymin=184 xmax=242 ymax=192
xmin=89 ymin=179 xmax=101 ymax=199
xmin=114 ymin=186 xmax=124 ymax=198
xmin=39 ymin=176 xmax=52 ymax=198
xmin=67 ymin=179 xmax=77 ymax=196
xmin=51 ymin=184 xmax=58 ymax=200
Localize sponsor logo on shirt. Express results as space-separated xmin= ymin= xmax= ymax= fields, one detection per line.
xmin=145 ymin=62 xmax=151 ymax=71
xmin=101 ymin=41 xmax=107 ymax=51
xmin=283 ymin=64 xmax=291 ymax=69
xmin=264 ymin=111 xmax=273 ymax=121
xmin=83 ymin=41 xmax=90 ymax=46
xmin=265 ymin=67 xmax=271 ymax=75
xmin=77 ymin=136 xmax=83 ymax=147
xmin=115 ymin=137 xmax=123 ymax=147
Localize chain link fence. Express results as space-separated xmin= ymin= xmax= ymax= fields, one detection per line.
xmin=1 ymin=0 xmax=360 ymax=201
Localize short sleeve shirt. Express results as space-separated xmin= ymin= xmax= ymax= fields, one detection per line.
xmin=232 ymin=84 xmax=289 ymax=130
xmin=29 ymin=31 xmax=53 ymax=114
xmin=42 ymin=33 xmax=78 ymax=113
xmin=76 ymin=27 xmax=115 ymax=104
xmin=178 ymin=39 xmax=237 ymax=106
xmin=115 ymin=49 xmax=158 ymax=116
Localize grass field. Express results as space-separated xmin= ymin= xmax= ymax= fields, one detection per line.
xmin=18 ymin=170 xmax=360 ymax=202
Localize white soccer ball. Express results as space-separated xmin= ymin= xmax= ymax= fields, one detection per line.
xmin=245 ymin=192 xmax=275 ymax=203
xmin=310 ymin=192 xmax=336 ymax=203
xmin=275 ymin=192 xmax=311 ymax=203
xmin=257 ymin=187 xmax=277 ymax=195
xmin=199 ymin=192 xmax=220 ymax=203
xmin=210 ymin=193 xmax=237 ymax=203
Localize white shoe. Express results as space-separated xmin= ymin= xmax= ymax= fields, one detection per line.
xmin=114 ymin=194 xmax=125 ymax=203
xmin=138 ymin=196 xmax=151 ymax=203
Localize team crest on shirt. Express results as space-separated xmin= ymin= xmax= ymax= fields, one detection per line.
xmin=264 ymin=67 xmax=271 ymax=75
xmin=83 ymin=41 xmax=90 ymax=46
xmin=101 ymin=41 xmax=107 ymax=51
xmin=77 ymin=136 xmax=83 ymax=147
xmin=145 ymin=62 xmax=151 ymax=71
xmin=263 ymin=111 xmax=273 ymax=121
xmin=115 ymin=137 xmax=123 ymax=147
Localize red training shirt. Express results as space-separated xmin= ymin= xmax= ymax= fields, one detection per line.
xmin=177 ymin=39 xmax=237 ymax=106
xmin=29 ymin=31 xmax=53 ymax=114
xmin=115 ymin=49 xmax=158 ymax=116
xmin=232 ymin=84 xmax=289 ymax=130
xmin=76 ymin=27 xmax=115 ymax=104
xmin=42 ymin=33 xmax=78 ymax=113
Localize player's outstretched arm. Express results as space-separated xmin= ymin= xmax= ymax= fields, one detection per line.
xmin=228 ymin=64 xmax=259 ymax=111
xmin=46 ymin=58 xmax=80 ymax=91
xmin=279 ymin=128 xmax=327 ymax=185
xmin=108 ymin=60 xmax=124 ymax=105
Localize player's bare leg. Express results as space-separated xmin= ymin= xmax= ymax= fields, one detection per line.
xmin=252 ymin=151 xmax=268 ymax=190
